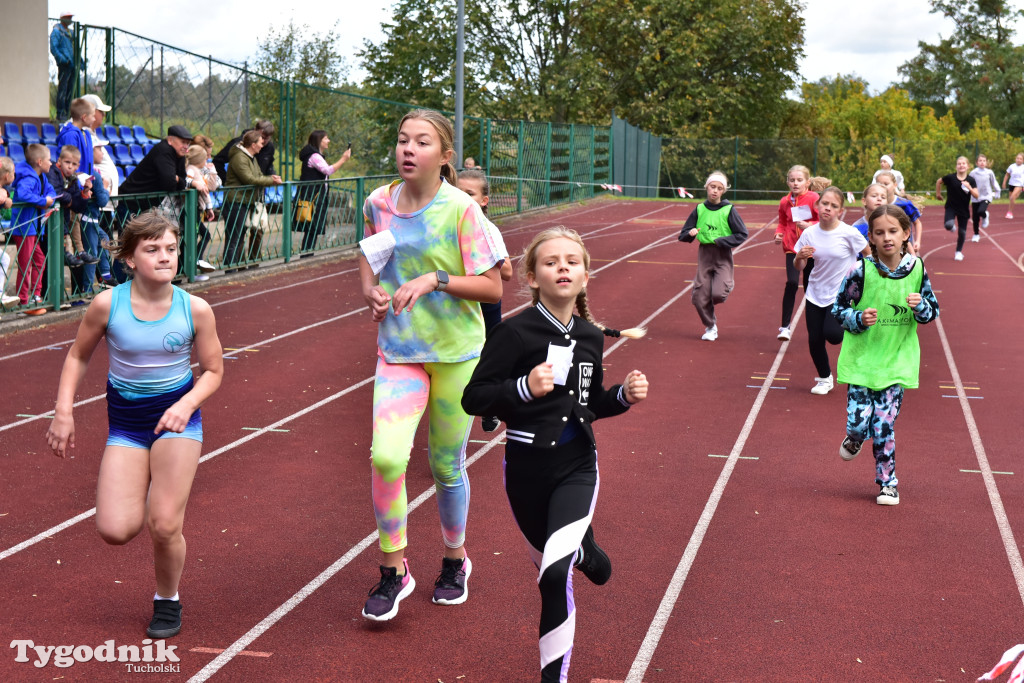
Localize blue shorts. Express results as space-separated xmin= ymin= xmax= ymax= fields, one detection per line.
xmin=106 ymin=379 xmax=203 ymax=449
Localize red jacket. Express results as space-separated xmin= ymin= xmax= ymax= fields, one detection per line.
xmin=776 ymin=191 xmax=819 ymax=253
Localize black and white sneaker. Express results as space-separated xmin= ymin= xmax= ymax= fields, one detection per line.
xmin=146 ymin=599 xmax=182 ymax=638
xmin=575 ymin=525 xmax=611 ymax=585
xmin=876 ymin=485 xmax=899 ymax=506
xmin=839 ymin=436 xmax=864 ymax=461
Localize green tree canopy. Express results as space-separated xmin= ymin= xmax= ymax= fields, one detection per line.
xmin=897 ymin=0 xmax=1024 ymax=135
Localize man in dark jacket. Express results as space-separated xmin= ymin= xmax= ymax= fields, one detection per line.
xmin=50 ymin=12 xmax=75 ymax=122
xmin=213 ymin=120 xmax=276 ymax=184
xmin=119 ymin=125 xmax=191 ymax=214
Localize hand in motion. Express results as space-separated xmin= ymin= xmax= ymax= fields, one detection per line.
xmin=391 ymin=273 xmax=439 ymax=315
xmin=797 ymin=245 xmax=815 ymax=259
xmin=528 ymin=362 xmax=554 ymax=398
xmin=155 ymin=399 xmax=194 ymax=434
xmin=364 ymin=285 xmax=391 ymax=323
xmin=862 ymin=308 xmax=878 ymax=327
xmin=907 ymin=293 xmax=922 ymax=308
xmin=623 ymin=370 xmax=648 ymax=404
xmin=46 ymin=413 xmax=75 ymax=459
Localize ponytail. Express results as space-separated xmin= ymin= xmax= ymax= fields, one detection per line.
xmin=442 ymin=160 xmax=458 ymax=186
xmin=575 ymin=289 xmax=646 ymax=340
xmin=398 ymin=109 xmax=457 ymax=186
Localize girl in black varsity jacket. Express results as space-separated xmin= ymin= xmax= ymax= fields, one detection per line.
xmin=462 ymin=227 xmax=648 ymax=683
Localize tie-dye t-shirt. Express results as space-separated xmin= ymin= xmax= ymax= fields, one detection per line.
xmin=363 ymin=179 xmax=503 ymax=363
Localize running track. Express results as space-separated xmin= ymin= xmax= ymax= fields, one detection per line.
xmin=1 ymin=197 xmax=1022 ymax=682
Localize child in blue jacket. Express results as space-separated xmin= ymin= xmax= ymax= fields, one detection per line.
xmin=11 ymin=145 xmax=57 ymax=309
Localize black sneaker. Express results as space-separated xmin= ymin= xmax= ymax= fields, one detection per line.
xmin=76 ymin=250 xmax=100 ymax=264
xmin=481 ymin=416 xmax=500 ymax=433
xmin=146 ymin=599 xmax=182 ymax=638
xmin=876 ymin=485 xmax=899 ymax=506
xmin=575 ymin=525 xmax=611 ymax=585
xmin=839 ymin=436 xmax=864 ymax=461
xmin=64 ymin=251 xmax=83 ymax=267
xmin=362 ymin=560 xmax=415 ymax=621
xmin=432 ymin=555 xmax=472 ymax=605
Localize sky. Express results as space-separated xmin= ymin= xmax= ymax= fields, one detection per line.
xmin=46 ymin=0 xmax=1021 ymax=95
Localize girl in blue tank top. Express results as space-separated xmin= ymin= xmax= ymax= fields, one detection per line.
xmin=46 ymin=212 xmax=224 ymax=639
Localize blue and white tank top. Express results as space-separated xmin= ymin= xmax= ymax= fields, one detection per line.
xmin=106 ymin=282 xmax=195 ymax=398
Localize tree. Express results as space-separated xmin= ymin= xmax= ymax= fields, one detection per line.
xmin=898 ymin=0 xmax=1024 ymax=135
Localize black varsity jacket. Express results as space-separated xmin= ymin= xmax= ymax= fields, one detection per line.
xmin=462 ymin=303 xmax=631 ymax=449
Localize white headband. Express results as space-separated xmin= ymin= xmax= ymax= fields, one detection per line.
xmin=704 ymin=172 xmax=729 ymax=189
xmin=880 ymin=155 xmax=894 ymax=166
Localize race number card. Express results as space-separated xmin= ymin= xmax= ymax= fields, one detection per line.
xmin=546 ymin=340 xmax=576 ymax=386
xmin=791 ymin=205 xmax=812 ymax=222
xmin=359 ymin=230 xmax=396 ymax=275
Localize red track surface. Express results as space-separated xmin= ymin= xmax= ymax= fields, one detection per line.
xmin=1 ymin=196 xmax=1022 ymax=682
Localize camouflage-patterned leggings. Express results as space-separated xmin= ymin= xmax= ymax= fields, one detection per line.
xmin=846 ymin=384 xmax=904 ymax=487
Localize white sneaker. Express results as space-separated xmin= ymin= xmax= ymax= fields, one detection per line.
xmin=1 ymin=294 xmax=20 ymax=306
xmin=971 ymin=234 xmax=980 ymax=242
xmin=1006 ymin=212 xmax=1014 ymax=219
xmin=777 ymin=326 xmax=792 ymax=341
xmin=701 ymin=325 xmax=718 ymax=341
xmin=197 ymin=259 xmax=216 ymax=273
xmin=954 ymin=251 xmax=964 ymax=261
xmin=193 ymin=274 xmax=210 ymax=282
xmin=982 ymin=214 xmax=989 ymax=228
xmin=810 ymin=375 xmax=833 ymax=395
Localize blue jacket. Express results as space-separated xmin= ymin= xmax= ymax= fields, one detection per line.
xmin=56 ymin=123 xmax=95 ymax=177
xmin=46 ymin=165 xmax=91 ymax=235
xmin=11 ymin=162 xmax=56 ymax=237
xmin=50 ymin=23 xmax=73 ymax=66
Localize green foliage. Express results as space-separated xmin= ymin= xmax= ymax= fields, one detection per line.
xmin=898 ymin=0 xmax=1024 ymax=135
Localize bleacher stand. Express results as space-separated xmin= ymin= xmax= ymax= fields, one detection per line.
xmin=41 ymin=123 xmax=58 ymax=146
xmin=22 ymin=124 xmax=42 ymax=145
xmin=130 ymin=144 xmax=146 ymax=164
xmin=4 ymin=122 xmax=23 ymax=146
xmin=47 ymin=145 xmax=59 ymax=162
xmin=9 ymin=144 xmax=25 ymax=164
xmin=102 ymin=125 xmax=120 ymax=144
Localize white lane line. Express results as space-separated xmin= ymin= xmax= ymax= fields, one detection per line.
xmin=934 ymin=315 xmax=1024 ymax=607
xmin=624 ymin=297 xmax=807 ymax=683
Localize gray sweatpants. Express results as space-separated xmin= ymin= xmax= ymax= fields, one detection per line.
xmin=692 ymin=243 xmax=735 ymax=328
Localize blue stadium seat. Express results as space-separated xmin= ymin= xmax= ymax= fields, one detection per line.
xmin=264 ymin=185 xmax=284 ymax=205
xmin=113 ymin=144 xmax=131 ymax=165
xmin=132 ymin=126 xmax=154 ymax=144
xmin=144 ymin=143 xmax=154 ymax=154
xmin=41 ymin=123 xmax=58 ymax=145
xmin=0 ymin=145 xmax=5 ymax=157
xmin=116 ymin=166 xmax=125 ymax=186
xmin=210 ymin=189 xmax=223 ymax=210
xmin=4 ymin=122 xmax=23 ymax=146
xmin=22 ymin=123 xmax=42 ymax=145
xmin=124 ymin=164 xmax=136 ymax=177
xmin=118 ymin=126 xmax=134 ymax=144
xmin=47 ymin=145 xmax=59 ymax=162
xmin=129 ymin=144 xmax=146 ymax=164
xmin=102 ymin=125 xmax=121 ymax=144
xmin=9 ymin=143 xmax=25 ymax=163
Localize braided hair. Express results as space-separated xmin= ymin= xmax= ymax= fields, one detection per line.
xmin=521 ymin=227 xmax=646 ymax=339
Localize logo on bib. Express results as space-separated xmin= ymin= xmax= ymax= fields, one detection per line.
xmin=878 ymin=301 xmax=913 ymax=327
xmin=162 ymin=332 xmax=186 ymax=353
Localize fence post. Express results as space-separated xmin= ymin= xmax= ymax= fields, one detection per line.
xmin=733 ymin=136 xmax=739 ymax=202
xmin=544 ymin=122 xmax=552 ymax=207
xmin=159 ymin=46 xmax=165 ymax=136
xmin=568 ymin=124 xmax=576 ymax=202
xmin=183 ymin=190 xmax=197 ymax=281
xmin=47 ymin=208 xmax=64 ymax=310
xmin=282 ymin=182 xmax=293 ymax=262
xmin=517 ymin=121 xmax=525 ymax=214
xmin=105 ymin=27 xmax=114 ymax=118
xmin=355 ymin=177 xmax=365 ymax=241
xmin=109 ymin=29 xmax=116 ymax=125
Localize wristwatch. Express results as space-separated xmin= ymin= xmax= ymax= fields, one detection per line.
xmin=435 ymin=269 xmax=449 ymax=292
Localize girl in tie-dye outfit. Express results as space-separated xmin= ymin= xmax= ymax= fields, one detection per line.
xmin=358 ymin=109 xmax=505 ymax=621
xmin=833 ymin=205 xmax=939 ymax=506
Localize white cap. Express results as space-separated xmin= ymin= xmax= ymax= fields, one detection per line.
xmin=704 ymin=171 xmax=729 ymax=189
xmin=82 ymin=94 xmax=111 ymax=112
xmin=880 ymin=154 xmax=894 ymax=166
xmin=60 ymin=10 xmax=73 ymax=17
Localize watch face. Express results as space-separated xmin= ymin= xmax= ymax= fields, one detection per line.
xmin=437 ymin=270 xmax=449 ymax=284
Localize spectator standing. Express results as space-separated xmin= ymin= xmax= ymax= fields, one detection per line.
xmin=50 ymin=12 xmax=75 ymax=122
xmin=222 ymin=130 xmax=282 ymax=271
xmin=213 ymin=120 xmax=276 ymax=185
xmin=10 ymin=145 xmax=57 ymax=312
xmin=296 ymin=130 xmax=351 ymax=256
xmin=56 ymin=98 xmax=96 ymax=177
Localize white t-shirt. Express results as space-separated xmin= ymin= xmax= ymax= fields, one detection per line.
xmin=1006 ymin=163 xmax=1024 ymax=187
xmin=794 ymin=222 xmax=868 ymax=308
xmin=872 ymin=168 xmax=905 ymax=193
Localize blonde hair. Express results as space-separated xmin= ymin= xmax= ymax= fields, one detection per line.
xmin=0 ymin=156 xmax=14 ymax=180
xmin=26 ymin=143 xmax=50 ymax=166
xmin=398 ymin=109 xmax=457 ymax=186
xmin=58 ymin=145 xmax=81 ymax=161
xmin=787 ymin=165 xmax=811 ymax=181
xmin=807 ymin=176 xmax=832 ymax=194
xmin=186 ymin=144 xmax=206 ymax=167
xmin=520 ymin=227 xmax=646 ymax=339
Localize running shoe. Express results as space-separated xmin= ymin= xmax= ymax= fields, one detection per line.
xmin=362 ymin=560 xmax=415 ymax=621
xmin=481 ymin=416 xmax=500 ymax=433
xmin=197 ymin=259 xmax=216 ymax=273
xmin=971 ymin=234 xmax=981 ymax=242
xmin=954 ymin=251 xmax=964 ymax=261
xmin=193 ymin=274 xmax=210 ymax=282
xmin=575 ymin=525 xmax=612 ymax=585
xmin=701 ymin=325 xmax=718 ymax=341
xmin=810 ymin=376 xmax=834 ymax=395
xmin=1 ymin=294 xmax=20 ymax=306
xmin=777 ymin=326 xmax=792 ymax=341
xmin=432 ymin=555 xmax=472 ymax=605
xmin=839 ymin=436 xmax=864 ymax=461
xmin=146 ymin=599 xmax=182 ymax=638
xmin=982 ymin=214 xmax=989 ymax=228
xmin=64 ymin=251 xmax=83 ymax=267
xmin=1006 ymin=212 xmax=1014 ymax=219
xmin=876 ymin=485 xmax=899 ymax=506
xmin=75 ymin=250 xmax=99 ymax=264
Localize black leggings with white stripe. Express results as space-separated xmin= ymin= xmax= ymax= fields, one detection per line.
xmin=504 ymin=435 xmax=598 ymax=683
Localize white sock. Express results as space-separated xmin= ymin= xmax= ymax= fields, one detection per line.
xmin=154 ymin=592 xmax=179 ymax=602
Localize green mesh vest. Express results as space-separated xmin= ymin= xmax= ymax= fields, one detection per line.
xmin=695 ymin=204 xmax=733 ymax=244
xmin=837 ymin=259 xmax=924 ymax=390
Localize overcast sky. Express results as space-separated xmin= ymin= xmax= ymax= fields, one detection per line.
xmin=47 ymin=0 xmax=1021 ymax=95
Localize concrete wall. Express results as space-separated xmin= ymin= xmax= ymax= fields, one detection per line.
xmin=2 ymin=4 xmax=52 ymax=120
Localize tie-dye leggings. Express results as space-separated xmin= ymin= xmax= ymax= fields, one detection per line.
xmin=504 ymin=436 xmax=599 ymax=683
xmin=370 ymin=352 xmax=477 ymax=553
xmin=845 ymin=384 xmax=904 ymax=487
